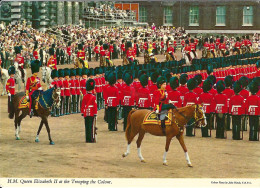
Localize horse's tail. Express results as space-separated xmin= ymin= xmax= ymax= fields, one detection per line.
xmin=125 ymin=109 xmax=137 ymax=142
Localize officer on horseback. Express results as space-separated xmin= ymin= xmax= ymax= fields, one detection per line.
xmin=14 ymin=46 xmax=25 ymax=83
xmin=25 ymin=60 xmax=43 ymax=118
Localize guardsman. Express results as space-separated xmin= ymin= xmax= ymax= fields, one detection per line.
xmin=75 ymin=68 xmax=82 ymax=113
xmin=167 ymin=42 xmax=175 ymax=60
xmin=203 ymin=38 xmax=210 ymax=51
xmin=216 ymin=36 xmax=220 ymax=47
xmin=136 ymin=74 xmax=151 ymax=110
xmin=214 ymin=80 xmax=228 ymax=139
xmin=14 ymin=46 xmax=25 ymax=83
xmin=67 ymin=42 xmax=72 ymax=64
xmin=207 ymin=75 xmax=218 ymax=97
xmin=104 ymin=72 xmax=119 ymax=131
xmin=47 ymin=48 xmax=57 ymax=70
xmin=120 ymin=39 xmax=126 ymax=59
xmin=126 ymin=42 xmax=135 ymax=64
xmin=50 ymin=69 xmax=59 ymax=117
xmin=33 ymin=42 xmax=39 ymax=60
xmin=132 ymin=70 xmax=142 ymax=95
xmin=245 ymin=81 xmax=260 ymax=141
xmin=6 ymin=66 xmax=16 ymax=114
xmin=152 ymin=38 xmax=157 ymax=55
xmin=115 ymin=71 xmax=124 ymax=119
xmin=58 ymin=69 xmax=65 ymax=116
xmin=177 ymin=74 xmax=189 ymax=106
xmin=80 ymin=68 xmax=89 ymax=96
xmin=190 ymin=38 xmax=197 ymax=58
xmin=94 ymin=41 xmax=100 ymax=61
xmin=149 ymin=72 xmax=159 ymax=107
xmin=63 ymin=68 xmax=70 ymax=115
xmin=81 ymin=79 xmax=97 ymax=143
xmin=25 ymin=60 xmax=43 ymax=118
xmin=183 ymin=78 xmax=199 ymax=136
xmin=239 ymin=76 xmax=249 ymax=131
xmin=199 ymin=79 xmax=215 ymax=137
xmin=223 ymin=75 xmax=235 ymax=130
xmin=219 ymin=38 xmax=227 ymax=57
xmin=209 ymin=38 xmax=216 ymax=58
xmin=94 ymin=67 xmax=103 ymax=110
xmin=193 ymin=74 xmax=203 ymax=95
xmin=109 ymin=41 xmax=114 ymax=60
xmin=69 ymin=68 xmax=76 ymax=114
xmin=184 ymin=40 xmax=191 ymax=61
xmin=234 ymin=37 xmax=241 ymax=55
xmin=229 ymin=81 xmax=244 ymax=140
xmin=101 ymin=43 xmax=112 ymax=66
xmin=160 ymin=38 xmax=165 ymax=54
xmin=121 ymin=71 xmax=135 ymax=131
xmin=168 ymin=77 xmax=182 ymax=108
xmin=77 ymin=43 xmax=85 ymax=61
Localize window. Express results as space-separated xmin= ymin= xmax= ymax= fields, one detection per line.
xmin=164 ymin=6 xmax=173 ymax=25
xmin=216 ymin=6 xmax=226 ymax=26
xmin=189 ymin=6 xmax=199 ymax=26
xmin=243 ymin=6 xmax=253 ymax=26
xmin=139 ymin=6 xmax=147 ymax=22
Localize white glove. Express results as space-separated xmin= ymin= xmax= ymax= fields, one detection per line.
xmin=38 ymin=87 xmax=43 ymax=90
xmin=26 ymin=96 xmax=29 ymax=101
xmin=8 ymin=93 xmax=11 ymax=97
xmin=156 ymin=110 xmax=159 ymax=114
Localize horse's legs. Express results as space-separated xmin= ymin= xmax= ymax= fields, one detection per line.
xmin=35 ymin=120 xmax=44 ymax=142
xmin=163 ymin=136 xmax=173 ymax=166
xmin=17 ymin=110 xmax=27 ymax=134
xmin=136 ymin=129 xmax=146 ymax=162
xmin=14 ymin=110 xmax=20 ymax=140
xmin=42 ymin=117 xmax=54 ymax=145
xmin=176 ymin=134 xmax=192 ymax=167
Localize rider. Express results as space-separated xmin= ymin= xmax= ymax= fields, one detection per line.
xmin=102 ymin=43 xmax=112 ymax=66
xmin=6 ymin=66 xmax=16 ymax=114
xmin=14 ymin=46 xmax=25 ymax=83
xmin=234 ymin=37 xmax=241 ymax=55
xmin=47 ymin=48 xmax=57 ymax=70
xmin=77 ymin=43 xmax=85 ymax=65
xmin=126 ymin=42 xmax=135 ymax=64
xmin=25 ymin=60 xmax=43 ymax=118
xmin=66 ymin=41 xmax=72 ymax=64
xmin=190 ymin=38 xmax=197 ymax=58
xmin=209 ymin=38 xmax=216 ymax=58
xmin=184 ymin=40 xmax=192 ymax=61
xmin=166 ymin=42 xmax=175 ymax=60
xmin=219 ymin=37 xmax=227 ymax=57
xmin=153 ymin=76 xmax=176 ymax=135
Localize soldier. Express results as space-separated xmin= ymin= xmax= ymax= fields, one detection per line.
xmin=50 ymin=69 xmax=59 ymax=117
xmin=81 ymin=79 xmax=97 ymax=143
xmin=104 ymin=72 xmax=119 ymax=131
xmin=149 ymin=72 xmax=160 ymax=107
xmin=199 ymin=79 xmax=215 ymax=137
xmin=101 ymin=43 xmax=112 ymax=67
xmin=25 ymin=60 xmax=43 ymax=118
xmin=143 ymin=38 xmax=148 ymax=54
xmin=183 ymin=78 xmax=199 ymax=136
xmin=134 ymin=39 xmax=139 ymax=57
xmin=121 ymin=71 xmax=135 ymax=131
xmin=58 ymin=69 xmax=65 ymax=116
xmin=14 ymin=46 xmax=25 ymax=83
xmin=193 ymin=74 xmax=203 ymax=95
xmin=168 ymin=77 xmax=182 ymax=108
xmin=47 ymin=48 xmax=57 ymax=70
xmin=166 ymin=42 xmax=175 ymax=60
xmin=120 ymin=39 xmax=126 ymax=59
xmin=177 ymin=73 xmax=189 ymax=107
xmin=234 ymin=37 xmax=241 ymax=55
xmin=136 ymin=74 xmax=151 ymax=110
xmin=190 ymin=38 xmax=197 ymax=58
xmin=6 ymin=66 xmax=15 ymax=114
xmin=219 ymin=37 xmax=227 ymax=57
xmin=69 ymin=68 xmax=77 ymax=114
xmin=239 ymin=76 xmax=249 ymax=131
xmin=229 ymin=81 xmax=244 ymax=140
xmin=184 ymin=40 xmax=191 ymax=61
xmin=245 ymin=81 xmax=260 ymax=141
xmin=207 ymin=75 xmax=218 ymax=97
xmin=160 ymin=38 xmax=165 ymax=54
xmin=126 ymin=42 xmax=135 ymax=64
xmin=63 ymin=68 xmax=70 ymax=115
xmin=115 ymin=70 xmax=124 ymax=119
xmin=77 ymin=43 xmax=85 ymax=62
xmin=67 ymin=42 xmax=72 ymax=64
xmin=109 ymin=41 xmax=114 ymax=60
xmin=75 ymin=68 xmax=82 ymax=113
xmin=33 ymin=42 xmax=39 ymax=60
xmin=94 ymin=41 xmax=100 ymax=61
xmin=94 ymin=67 xmax=103 ymax=110
xmin=132 ymin=70 xmax=142 ymax=95
xmin=209 ymin=38 xmax=216 ymax=58
xmin=80 ymin=68 xmax=89 ymax=96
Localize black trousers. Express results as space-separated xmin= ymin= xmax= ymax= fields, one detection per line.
xmin=84 ymin=116 xmax=95 ymax=143
xmin=201 ymin=113 xmax=211 ymax=137
xmin=249 ymin=116 xmax=259 ymax=141
xmin=242 ymin=115 xmax=247 ymax=131
xmin=59 ymin=96 xmax=64 ymax=116
xmin=232 ymin=115 xmax=242 ymax=140
xmin=186 ymin=118 xmax=195 ymax=137
xmin=97 ymin=93 xmax=102 ymax=110
xmin=123 ymin=106 xmax=133 ymax=131
xmin=65 ymin=96 xmax=70 ymax=115
xmin=76 ymin=95 xmax=80 ymax=113
xmin=216 ymin=113 xmax=226 ymax=139
xmin=8 ymin=95 xmax=14 ymax=113
xmin=107 ymin=107 xmax=117 ymax=131
xmin=226 ymin=114 xmax=231 ymax=130
xmin=70 ymin=95 xmax=76 ymax=113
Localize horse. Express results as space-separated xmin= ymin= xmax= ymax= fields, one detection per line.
xmin=74 ymin=58 xmax=89 ymax=69
xmin=8 ymin=87 xmax=61 ymax=144
xmin=122 ymin=104 xmax=207 ymax=166
xmin=13 ymin=62 xmax=27 ymax=92
xmin=41 ymin=66 xmax=52 ymax=89
xmin=0 ymin=68 xmax=9 ymax=95
xmin=164 ymin=52 xmax=177 ymax=62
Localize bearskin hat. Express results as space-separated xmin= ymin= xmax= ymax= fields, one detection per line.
xmin=190 ymin=38 xmax=194 ymax=43
xmin=187 ymin=78 xmax=197 ymax=91
xmin=64 ymin=68 xmax=70 ymax=77
xmin=8 ymin=66 xmax=15 ymax=75
xmin=249 ymin=81 xmax=259 ymax=94
xmin=117 ymin=70 xmax=123 ymax=80
xmin=216 ymin=80 xmax=225 ymax=94
xmin=88 ymin=68 xmax=94 ymax=76
xmin=86 ymin=79 xmax=95 ymax=91
xmin=157 ymin=76 xmax=166 ymax=89
xmin=151 ymin=72 xmax=159 ymax=83
xmin=239 ymin=76 xmax=249 ymax=88
xmin=170 ymin=77 xmax=179 ymax=90
xmin=123 ymin=71 xmax=133 ymax=86
xmin=224 ymin=75 xmax=233 ymax=88
xmin=207 ymin=75 xmax=217 ymax=85
xmin=31 ymin=60 xmax=41 ymax=74
xmin=49 ymin=48 xmax=55 ymax=56
xmin=233 ymin=81 xmax=243 ymax=94
xmin=51 ymin=69 xmax=59 ymax=79
xmin=140 ymin=74 xmax=148 ymax=87
xmin=126 ymin=41 xmax=132 ymax=48
xmin=202 ymin=79 xmax=212 ymax=93
xmin=70 ymin=68 xmax=76 ymax=77
xmin=81 ymin=68 xmax=89 ymax=76
xmin=78 ymin=43 xmax=83 ymax=50
xmin=76 ymin=68 xmax=82 ymax=76
xmin=180 ymin=74 xmax=188 ymax=85
xmin=194 ymin=74 xmax=203 ymax=86
xmin=103 ymin=43 xmax=109 ymax=50
xmin=108 ymin=72 xmax=116 ymax=86
xmin=58 ymin=69 xmax=64 ymax=77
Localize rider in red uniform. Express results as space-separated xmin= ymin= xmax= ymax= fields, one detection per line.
xmin=14 ymin=46 xmax=25 ymax=83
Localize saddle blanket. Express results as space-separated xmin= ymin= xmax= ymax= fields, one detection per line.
xmin=18 ymin=96 xmax=29 ymax=109
xmin=142 ymin=111 xmax=172 ymax=126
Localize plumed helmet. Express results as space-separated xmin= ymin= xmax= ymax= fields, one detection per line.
xmin=123 ymin=71 xmax=133 ymax=86
xmin=49 ymin=48 xmax=55 ymax=56
xmin=140 ymin=74 xmax=148 ymax=87
xmin=187 ymin=78 xmax=197 ymax=91
xmin=202 ymin=79 xmax=213 ymax=93
xmin=70 ymin=68 xmax=76 ymax=77
xmin=170 ymin=77 xmax=179 ymax=90
xmin=180 ymin=74 xmax=188 ymax=85
xmin=64 ymin=68 xmax=70 ymax=77
xmin=156 ymin=76 xmax=166 ymax=89
xmin=31 ymin=60 xmax=41 ymax=74
xmin=58 ymin=69 xmax=64 ymax=77
xmin=51 ymin=69 xmax=59 ymax=79
xmin=239 ymin=76 xmax=249 ymax=88
xmin=8 ymin=66 xmax=15 ymax=75
xmin=86 ymin=79 xmax=95 ymax=91
xmin=76 ymin=68 xmax=82 ymax=76
xmin=151 ymin=72 xmax=159 ymax=83
xmin=249 ymin=81 xmax=259 ymax=94
xmin=14 ymin=46 xmax=21 ymax=54
xmin=216 ymin=80 xmax=225 ymax=93
xmin=224 ymin=75 xmax=233 ymax=87
xmin=233 ymin=81 xmax=243 ymax=94
xmin=108 ymin=72 xmax=116 ymax=85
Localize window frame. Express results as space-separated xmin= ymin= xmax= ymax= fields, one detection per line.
xmin=215 ymin=6 xmax=226 ymax=26
xmin=139 ymin=6 xmax=147 ymax=23
xmin=189 ymin=6 xmax=199 ymax=26
xmin=243 ymin=6 xmax=253 ymax=26
xmin=163 ymin=6 xmax=173 ymax=26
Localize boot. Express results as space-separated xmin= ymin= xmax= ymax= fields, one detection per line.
xmin=30 ymin=109 xmax=34 ymax=118
xmin=161 ymin=120 xmax=166 ymax=135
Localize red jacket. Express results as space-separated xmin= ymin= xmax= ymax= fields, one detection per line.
xmin=33 ymin=50 xmax=39 ymax=60
xmin=132 ymin=81 xmax=142 ymax=95
xmin=94 ymin=77 xmax=102 ymax=93
xmin=121 ymin=84 xmax=135 ymax=106
xmin=75 ymin=79 xmax=81 ymax=95
xmin=153 ymin=89 xmax=168 ymax=111
xmin=104 ymin=85 xmax=119 ymax=107
xmin=183 ymin=91 xmax=199 ymax=106
xmin=214 ymin=93 xmax=228 ymax=113
xmin=77 ymin=50 xmax=85 ymax=60
xmin=69 ymin=79 xmax=76 ymax=95
xmin=47 ymin=56 xmax=57 ymax=70
xmin=234 ymin=41 xmax=241 ymax=49
xmin=25 ymin=76 xmax=42 ymax=96
xmin=115 ymin=81 xmax=124 ymax=103
xmin=80 ymin=79 xmax=87 ymax=96
xmin=167 ymin=46 xmax=174 ymax=54
xmin=67 ymin=47 xmax=72 ymax=56
xmin=204 ymin=42 xmax=210 ymax=50
xmin=199 ymin=92 xmax=215 ymax=113
xmin=229 ymin=94 xmax=245 ymax=115
xmin=219 ymin=43 xmax=226 ymax=50
xmin=58 ymin=79 xmax=64 ymax=96
xmin=6 ymin=77 xmax=15 ymax=95
xmin=63 ymin=79 xmax=70 ymax=96
xmin=210 ymin=43 xmax=215 ymax=50
xmin=121 ymin=43 xmax=125 ymax=52
xmin=81 ymin=93 xmax=97 ymax=117
xmin=168 ymin=90 xmax=182 ymax=108
xmin=94 ymin=45 xmax=100 ymax=54
xmin=209 ymin=88 xmax=218 ymax=97
xmin=49 ymin=80 xmax=59 ymax=89
xmin=239 ymin=89 xmax=249 ymax=100
xmin=193 ymin=87 xmax=203 ymax=96
xmin=244 ymin=95 xmax=260 ymax=115
xmin=190 ymin=43 xmax=196 ymax=51
xmin=15 ymin=54 xmax=24 ymax=69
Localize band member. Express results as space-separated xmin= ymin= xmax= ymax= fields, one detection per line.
xmin=63 ymin=68 xmax=70 ymax=115
xmin=47 ymin=48 xmax=57 ymax=70
xmin=6 ymin=66 xmax=16 ymax=114
xmin=81 ymin=79 xmax=97 ymax=143
xmin=14 ymin=46 xmax=25 ymax=83
xmin=58 ymin=69 xmax=65 ymax=116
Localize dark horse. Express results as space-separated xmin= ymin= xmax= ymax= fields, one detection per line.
xmin=8 ymin=87 xmax=61 ymax=145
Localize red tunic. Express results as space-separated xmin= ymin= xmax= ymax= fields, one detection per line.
xmin=190 ymin=43 xmax=196 ymax=51
xmin=6 ymin=77 xmax=15 ymax=95
xmin=33 ymin=50 xmax=39 ymax=60
xmin=153 ymin=89 xmax=168 ymax=111
xmin=77 ymin=50 xmax=85 ymax=60
xmin=193 ymin=87 xmax=203 ymax=96
xmin=239 ymin=89 xmax=249 ymax=100
xmin=75 ymin=79 xmax=81 ymax=95
xmin=199 ymin=92 xmax=215 ymax=113
xmin=15 ymin=54 xmax=24 ymax=69
xmin=121 ymin=85 xmax=135 ymax=106
xmin=81 ymin=93 xmax=97 ymax=117
xmin=234 ymin=41 xmax=241 ymax=49
xmin=69 ymin=79 xmax=76 ymax=95
xmin=94 ymin=77 xmax=102 ymax=93
xmin=25 ymin=76 xmax=42 ymax=96
xmin=204 ymin=42 xmax=210 ymax=50
xmin=219 ymin=43 xmax=226 ymax=50
xmin=168 ymin=90 xmax=182 ymax=108
xmin=214 ymin=93 xmax=228 ymax=113
xmin=210 ymin=43 xmax=215 ymax=50
xmin=67 ymin=47 xmax=72 ymax=56
xmin=167 ymin=46 xmax=174 ymax=54
xmin=47 ymin=56 xmax=57 ymax=70
xmin=80 ymin=79 xmax=87 ymax=96
xmin=49 ymin=80 xmax=59 ymax=89
xmin=126 ymin=49 xmax=135 ymax=60
xmin=104 ymin=85 xmax=119 ymax=107
xmin=136 ymin=87 xmax=152 ymax=108
xmin=121 ymin=43 xmax=125 ymax=52
xmin=58 ymin=79 xmax=64 ymax=96
xmin=94 ymin=45 xmax=100 ymax=54
xmin=229 ymin=94 xmax=245 ymax=115
xmin=209 ymin=88 xmax=218 ymax=97
xmin=183 ymin=91 xmax=199 ymax=106
xmin=244 ymin=95 xmax=260 ymax=115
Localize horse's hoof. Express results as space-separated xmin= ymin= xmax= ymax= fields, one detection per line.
xmin=16 ymin=137 xmax=20 ymax=140
xmin=188 ymin=164 xmax=193 ymax=167
xmin=35 ymin=139 xmax=39 ymax=143
xmin=122 ymin=154 xmax=126 ymax=158
xmin=163 ymin=162 xmax=168 ymax=166
xmin=141 ymin=159 xmax=146 ymax=163
xmin=50 ymin=141 xmax=55 ymax=145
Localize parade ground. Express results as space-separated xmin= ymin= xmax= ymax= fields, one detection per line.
xmin=0 ymin=51 xmax=260 ymax=178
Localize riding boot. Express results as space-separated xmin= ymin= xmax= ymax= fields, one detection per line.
xmin=161 ymin=120 xmax=166 ymax=135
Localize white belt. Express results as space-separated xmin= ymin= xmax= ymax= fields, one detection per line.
xmin=124 ymin=96 xmax=131 ymax=99
xmin=216 ymin=104 xmax=224 ymax=107
xmin=65 ymin=88 xmax=70 ymax=90
xmin=96 ymin=85 xmax=102 ymax=87
xmin=9 ymin=86 xmax=15 ymax=88
xmin=249 ymin=105 xmax=258 ymax=112
xmin=139 ymin=98 xmax=148 ymax=100
xmin=203 ymin=103 xmax=210 ymax=106
xmin=60 ymin=88 xmax=64 ymax=90
xmin=88 ymin=105 xmax=93 ymax=107
xmin=70 ymin=87 xmax=76 ymax=89
xmin=231 ymin=105 xmax=241 ymax=112
xmin=169 ymin=100 xmax=178 ymax=104
xmin=108 ymin=97 xmax=116 ymax=99
xmin=187 ymin=102 xmax=195 ymax=105
xmin=76 ymin=87 xmax=80 ymax=89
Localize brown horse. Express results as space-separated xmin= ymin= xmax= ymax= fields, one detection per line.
xmin=8 ymin=87 xmax=61 ymax=145
xmin=122 ymin=104 xmax=207 ymax=166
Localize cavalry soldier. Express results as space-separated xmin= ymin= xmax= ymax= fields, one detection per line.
xmin=199 ymin=79 xmax=215 ymax=137
xmin=245 ymin=81 xmax=260 ymax=141
xmin=183 ymin=78 xmax=199 ymax=136
xmin=229 ymin=81 xmax=244 ymax=140
xmin=33 ymin=42 xmax=39 ymax=60
xmin=81 ymin=79 xmax=97 ymax=143
xmin=69 ymin=68 xmax=77 ymax=114
xmin=63 ymin=68 xmax=70 ymax=115
xmin=184 ymin=40 xmax=192 ymax=61
xmin=214 ymin=80 xmax=228 ymax=139
xmin=168 ymin=77 xmax=182 ymax=108
xmin=58 ymin=69 xmax=65 ymax=116
xmin=177 ymin=73 xmax=189 ymax=107
xmin=121 ymin=71 xmax=135 ymax=131
xmin=120 ymin=39 xmax=126 ymax=59
xmin=77 ymin=44 xmax=85 ymax=64
xmin=75 ymin=68 xmax=82 ymax=113
xmin=66 ymin=42 xmax=72 ymax=64
xmin=101 ymin=43 xmax=112 ymax=67
xmin=14 ymin=46 xmax=25 ymax=83
xmin=47 ymin=48 xmax=57 ymax=70
xmin=6 ymin=66 xmax=16 ymax=114
xmin=219 ymin=37 xmax=227 ymax=57
xmin=25 ymin=60 xmax=43 ymax=118
xmin=104 ymin=72 xmax=119 ymax=131
xmin=166 ymin=42 xmax=175 ymax=60
xmin=234 ymin=37 xmax=241 ymax=55
xmin=190 ymin=38 xmax=197 ymax=58
xmin=126 ymin=42 xmax=135 ymax=64
xmin=94 ymin=41 xmax=100 ymax=61
xmin=50 ymin=69 xmax=59 ymax=117
xmin=80 ymin=68 xmax=89 ymax=96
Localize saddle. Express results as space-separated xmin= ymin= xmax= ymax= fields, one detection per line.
xmin=18 ymin=96 xmax=29 ymax=109
xmin=142 ymin=110 xmax=172 ymax=126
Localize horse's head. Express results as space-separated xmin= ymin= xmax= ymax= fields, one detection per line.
xmin=52 ymin=85 xmax=61 ymax=108
xmin=194 ymin=104 xmax=207 ymax=127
